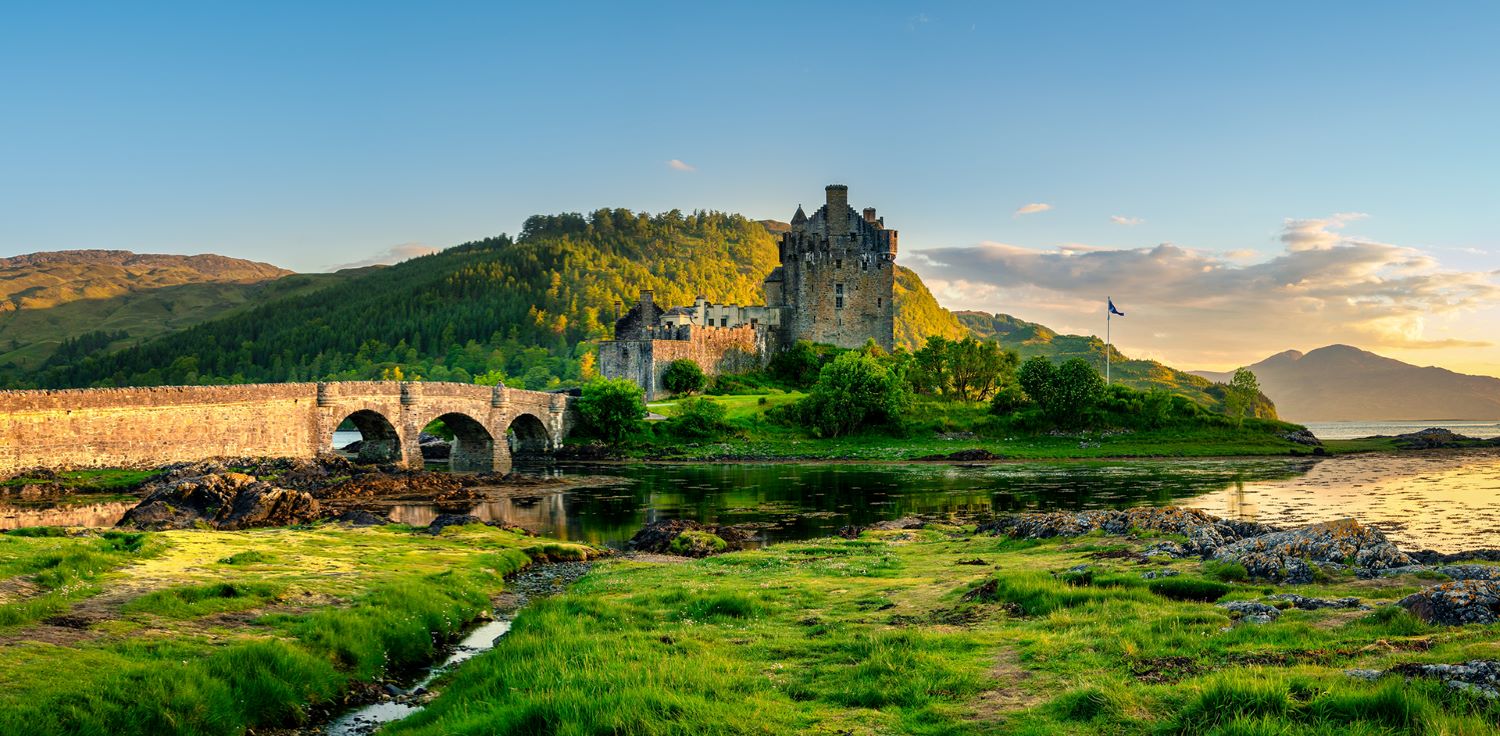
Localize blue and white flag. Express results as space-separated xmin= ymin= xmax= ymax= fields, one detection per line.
xmin=1108 ymin=298 xmax=1125 ymax=317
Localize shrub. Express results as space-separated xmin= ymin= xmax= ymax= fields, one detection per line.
xmin=575 ymin=377 xmax=645 ymax=445
xmin=1147 ymin=577 xmax=1230 ymax=602
xmin=661 ymin=359 xmax=706 ymax=396
xmin=667 ymin=397 xmax=734 ymax=439
xmin=785 ymin=351 xmax=909 ymax=438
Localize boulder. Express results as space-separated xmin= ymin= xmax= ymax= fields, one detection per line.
xmin=418 ymin=432 xmax=452 ymax=461
xmin=1399 ymin=580 xmax=1500 ymax=625
xmin=1282 ymin=429 xmax=1323 ymax=446
xmin=627 ymin=519 xmax=753 ymax=557
xmin=119 ymin=473 xmax=320 ymax=530
xmin=1218 ymin=600 xmax=1280 ymax=624
xmin=427 ymin=513 xmax=485 ymax=535
xmin=331 ymin=509 xmax=390 ymax=527
xmin=1388 ymin=660 xmax=1500 ymax=699
xmin=1212 ymin=518 xmax=1410 ymax=583
xmin=1266 ymin=593 xmax=1363 ymax=610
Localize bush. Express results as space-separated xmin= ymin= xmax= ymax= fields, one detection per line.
xmin=768 ymin=340 xmax=826 ymax=388
xmin=660 ymin=359 xmax=706 ymax=396
xmin=783 ymin=351 xmax=909 ymax=438
xmin=576 ymin=378 xmax=645 ymax=445
xmin=1147 ymin=577 xmax=1230 ymax=602
xmin=667 ymin=397 xmax=735 ymax=439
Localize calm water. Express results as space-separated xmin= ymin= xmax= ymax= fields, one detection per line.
xmin=7 ymin=452 xmax=1499 ymax=553
xmin=1305 ymin=420 xmax=1500 ymax=440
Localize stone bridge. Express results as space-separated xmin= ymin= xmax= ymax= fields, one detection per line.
xmin=0 ymin=381 xmax=576 ymax=476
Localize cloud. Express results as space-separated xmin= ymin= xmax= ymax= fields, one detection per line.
xmin=1110 ymin=215 xmax=1144 ymax=226
xmin=329 ymin=243 xmax=440 ymax=270
xmin=667 ymin=159 xmax=696 ymax=172
xmin=903 ymin=215 xmax=1500 ymax=368
xmin=1014 ymin=203 xmax=1052 ymax=216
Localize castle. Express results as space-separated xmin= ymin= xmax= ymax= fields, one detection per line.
xmin=599 ymin=184 xmax=898 ymax=398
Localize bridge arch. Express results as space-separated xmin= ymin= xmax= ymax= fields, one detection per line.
xmin=332 ymin=408 xmax=402 ymax=463
xmin=508 ymin=412 xmax=552 ymax=459
xmin=424 ymin=411 xmax=496 ymax=473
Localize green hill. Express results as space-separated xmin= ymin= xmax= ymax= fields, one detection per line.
xmin=15 ymin=210 xmax=977 ymax=390
xmin=957 ymin=311 xmax=1274 ymax=416
xmin=0 ymin=251 xmax=345 ymax=372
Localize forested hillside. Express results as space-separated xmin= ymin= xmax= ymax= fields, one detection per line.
xmin=13 ymin=210 xmax=974 ymax=390
xmin=958 ymin=311 xmax=1274 ymax=416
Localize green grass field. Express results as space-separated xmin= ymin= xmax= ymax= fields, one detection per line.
xmin=389 ymin=526 xmax=1500 ymax=735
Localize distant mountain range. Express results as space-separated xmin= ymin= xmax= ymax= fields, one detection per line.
xmin=1191 ymin=345 xmax=1500 ymax=422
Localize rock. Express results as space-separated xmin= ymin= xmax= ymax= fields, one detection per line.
xmin=1218 ymin=600 xmax=1281 ymax=624
xmin=1141 ymin=569 xmax=1181 ymax=580
xmin=119 ymin=472 xmax=320 ymax=530
xmin=1143 ymin=541 xmax=1189 ymax=559
xmin=1345 ymin=669 xmax=1384 ymax=682
xmin=914 ymin=448 xmax=1003 ymax=462
xmin=427 ymin=514 xmax=485 ymax=535
xmin=1282 ymin=428 xmax=1323 ymax=446
xmin=865 ymin=517 xmax=928 ymax=532
xmin=1266 ymin=593 xmax=1363 ymax=610
xmin=955 ymin=558 xmax=988 ymax=566
xmin=627 ymin=519 xmax=753 ymax=557
xmin=1399 ymin=580 xmax=1500 ymax=625
xmin=979 ymin=506 xmax=1276 ymax=556
xmin=1388 ymin=427 xmax=1480 ymax=449
xmin=1387 ymin=660 xmax=1500 ymax=699
xmin=418 ymin=432 xmax=451 ymax=461
xmin=1409 ymin=548 xmax=1500 ymax=565
xmin=1212 ymin=518 xmax=1410 ymax=583
xmin=331 ymin=509 xmax=390 ymax=527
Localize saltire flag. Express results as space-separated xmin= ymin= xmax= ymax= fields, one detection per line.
xmin=1108 ymin=298 xmax=1125 ymax=317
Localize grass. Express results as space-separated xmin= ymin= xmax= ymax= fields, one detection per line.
xmin=0 ymin=468 xmax=157 ymax=495
xmin=0 ymin=523 xmax=570 ymax=736
xmin=0 ymin=529 xmax=161 ymax=627
xmin=629 ymin=394 xmax=1324 ymax=461
xmin=387 ymin=526 xmax=1500 ymax=735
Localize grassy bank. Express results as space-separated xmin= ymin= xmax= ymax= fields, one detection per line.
xmin=627 ymin=393 xmax=1315 ymax=461
xmin=0 ymin=523 xmax=595 ymax=736
xmin=391 ymin=526 xmax=1500 ymax=735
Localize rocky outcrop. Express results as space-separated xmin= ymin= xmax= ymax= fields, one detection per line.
xmin=979 ymin=507 xmax=1275 ymax=556
xmin=1266 ymin=593 xmax=1363 ymax=610
xmin=119 ymin=472 xmax=320 ymax=530
xmin=1388 ymin=661 xmax=1500 ymax=699
xmin=1399 ymin=580 xmax=1500 ymax=625
xmin=1218 ymin=600 xmax=1280 ymax=624
xmin=627 ymin=519 xmax=753 ymax=557
xmin=1282 ymin=429 xmax=1322 ymax=446
xmin=1211 ymin=519 xmax=1410 ymax=584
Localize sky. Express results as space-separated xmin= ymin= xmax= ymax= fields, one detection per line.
xmin=2 ymin=2 xmax=1497 ymax=376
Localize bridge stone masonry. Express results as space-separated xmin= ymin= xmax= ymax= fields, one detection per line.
xmin=0 ymin=381 xmax=576 ymax=477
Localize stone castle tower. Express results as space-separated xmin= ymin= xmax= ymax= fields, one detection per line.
xmin=763 ymin=184 xmax=898 ymax=351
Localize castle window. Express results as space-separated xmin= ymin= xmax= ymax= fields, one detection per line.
xmin=862 ymin=259 xmax=868 ymax=271
xmin=835 ymin=283 xmax=844 ymax=310
xmin=720 ymin=317 xmax=728 ymax=327
xmin=877 ymin=298 xmax=882 ymax=308
xmin=835 ymin=259 xmax=842 ymax=269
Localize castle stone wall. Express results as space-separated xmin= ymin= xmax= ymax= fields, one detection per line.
xmin=598 ymin=326 xmax=761 ymax=400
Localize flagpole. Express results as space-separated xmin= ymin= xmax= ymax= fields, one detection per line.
xmin=1106 ymin=297 xmax=1111 ymax=385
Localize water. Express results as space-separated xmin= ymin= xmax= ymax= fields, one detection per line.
xmin=1305 ymin=420 xmax=1500 ymax=440
xmin=8 ymin=452 xmax=1499 ymax=552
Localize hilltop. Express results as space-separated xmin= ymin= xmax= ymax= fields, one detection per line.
xmin=1193 ymin=344 xmax=1500 ymax=421
xmin=0 ymin=251 xmax=343 ymax=371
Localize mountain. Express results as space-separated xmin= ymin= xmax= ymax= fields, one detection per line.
xmin=1191 ymin=345 xmax=1500 ymax=421
xmin=958 ymin=311 xmax=1273 ymax=415
xmin=0 ymin=250 xmax=337 ymax=371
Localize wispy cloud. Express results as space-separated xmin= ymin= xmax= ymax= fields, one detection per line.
xmin=667 ymin=159 xmax=696 ymax=172
xmin=1110 ymin=215 xmax=1144 ymax=226
xmin=904 ymin=214 xmax=1500 ymax=366
xmin=1014 ymin=203 xmax=1052 ymax=217
xmin=329 ymin=243 xmax=440 ymax=271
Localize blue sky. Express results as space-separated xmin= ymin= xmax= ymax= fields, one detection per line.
xmin=3 ymin=2 xmax=1497 ymax=373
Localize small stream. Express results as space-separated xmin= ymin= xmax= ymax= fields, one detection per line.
xmin=321 ymin=560 xmax=592 ymax=736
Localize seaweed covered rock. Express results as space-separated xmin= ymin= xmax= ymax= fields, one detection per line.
xmin=1399 ymin=580 xmax=1500 ymax=625
xmin=1212 ymin=518 xmax=1410 ymax=583
xmin=119 ymin=472 xmax=320 ymax=530
xmin=979 ymin=507 xmax=1275 ymax=555
xmin=628 ymin=519 xmax=752 ymax=557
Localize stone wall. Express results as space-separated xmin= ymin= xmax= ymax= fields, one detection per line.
xmin=598 ymin=325 xmax=761 ymax=400
xmin=0 ymin=382 xmax=574 ymax=476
